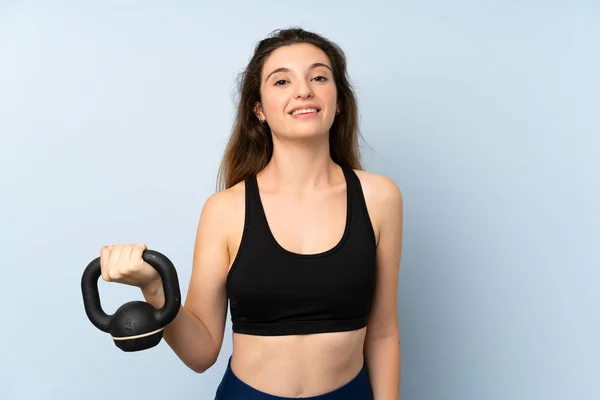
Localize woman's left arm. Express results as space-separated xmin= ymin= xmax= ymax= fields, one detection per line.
xmin=364 ymin=176 xmax=404 ymax=400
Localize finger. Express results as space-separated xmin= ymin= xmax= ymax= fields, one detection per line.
xmin=121 ymin=244 xmax=134 ymax=262
xmin=131 ymin=244 xmax=146 ymax=268
xmin=117 ymin=245 xmax=134 ymax=275
xmin=108 ymin=245 xmax=122 ymax=279
xmin=100 ymin=245 xmax=111 ymax=281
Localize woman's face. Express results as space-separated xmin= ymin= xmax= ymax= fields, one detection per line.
xmin=255 ymin=43 xmax=339 ymax=141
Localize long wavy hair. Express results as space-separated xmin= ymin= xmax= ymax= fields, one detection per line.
xmin=216 ymin=27 xmax=365 ymax=191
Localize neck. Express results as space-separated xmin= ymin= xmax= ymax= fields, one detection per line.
xmin=261 ymin=134 xmax=339 ymax=191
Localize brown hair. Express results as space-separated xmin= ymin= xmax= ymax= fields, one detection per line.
xmin=216 ymin=27 xmax=366 ymax=191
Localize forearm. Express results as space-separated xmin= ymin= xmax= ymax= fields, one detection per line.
xmin=142 ymin=285 xmax=219 ymax=373
xmin=364 ymin=335 xmax=401 ymax=400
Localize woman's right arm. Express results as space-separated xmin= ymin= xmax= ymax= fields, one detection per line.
xmin=141 ymin=192 xmax=232 ymax=373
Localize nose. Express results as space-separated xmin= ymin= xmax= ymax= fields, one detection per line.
xmin=294 ymin=78 xmax=313 ymax=99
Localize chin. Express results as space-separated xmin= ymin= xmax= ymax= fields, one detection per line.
xmin=287 ymin=128 xmax=328 ymax=139
xmin=271 ymin=121 xmax=332 ymax=141
xmin=289 ymin=122 xmax=332 ymax=137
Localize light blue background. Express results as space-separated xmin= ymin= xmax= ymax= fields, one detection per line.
xmin=1 ymin=1 xmax=598 ymax=399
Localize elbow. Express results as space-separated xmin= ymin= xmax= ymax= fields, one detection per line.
xmin=190 ymin=363 xmax=211 ymax=374
xmin=192 ymin=365 xmax=209 ymax=374
xmin=190 ymin=354 xmax=219 ymax=374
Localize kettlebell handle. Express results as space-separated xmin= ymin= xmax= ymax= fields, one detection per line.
xmin=81 ymin=249 xmax=181 ymax=333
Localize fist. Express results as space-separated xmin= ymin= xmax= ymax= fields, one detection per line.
xmin=100 ymin=244 xmax=160 ymax=289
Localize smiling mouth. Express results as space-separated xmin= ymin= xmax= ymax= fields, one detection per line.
xmin=290 ymin=108 xmax=320 ymax=116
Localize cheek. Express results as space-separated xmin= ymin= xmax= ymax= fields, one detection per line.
xmin=261 ymin=91 xmax=287 ymax=116
xmin=322 ymin=85 xmax=338 ymax=104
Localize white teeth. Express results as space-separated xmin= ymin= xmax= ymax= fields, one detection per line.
xmin=291 ymin=108 xmax=318 ymax=115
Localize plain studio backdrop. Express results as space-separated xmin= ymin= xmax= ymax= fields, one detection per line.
xmin=1 ymin=1 xmax=598 ymax=399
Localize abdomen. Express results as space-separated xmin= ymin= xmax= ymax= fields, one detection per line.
xmin=230 ymin=328 xmax=367 ymax=397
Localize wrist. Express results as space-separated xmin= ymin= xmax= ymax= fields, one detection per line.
xmin=141 ymin=278 xmax=165 ymax=308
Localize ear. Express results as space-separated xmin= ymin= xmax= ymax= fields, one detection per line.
xmin=253 ymin=102 xmax=265 ymax=121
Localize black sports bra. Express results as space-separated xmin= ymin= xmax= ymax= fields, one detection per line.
xmin=226 ymin=164 xmax=377 ymax=336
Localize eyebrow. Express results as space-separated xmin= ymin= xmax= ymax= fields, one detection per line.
xmin=265 ymin=62 xmax=332 ymax=82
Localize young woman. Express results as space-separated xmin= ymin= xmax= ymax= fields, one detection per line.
xmin=100 ymin=27 xmax=403 ymax=399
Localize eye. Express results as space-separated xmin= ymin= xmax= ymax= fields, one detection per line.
xmin=274 ymin=79 xmax=288 ymax=86
xmin=313 ymin=76 xmax=328 ymax=82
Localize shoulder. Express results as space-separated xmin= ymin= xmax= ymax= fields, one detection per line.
xmin=353 ymin=169 xmax=403 ymax=209
xmin=198 ymin=180 xmax=246 ymax=230
xmin=205 ymin=180 xmax=245 ymax=209
xmin=352 ymin=169 xmax=403 ymax=244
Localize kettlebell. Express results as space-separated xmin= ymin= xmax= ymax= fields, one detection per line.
xmin=81 ymin=249 xmax=181 ymax=352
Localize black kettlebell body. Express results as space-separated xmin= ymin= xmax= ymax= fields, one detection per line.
xmin=81 ymin=249 xmax=181 ymax=352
